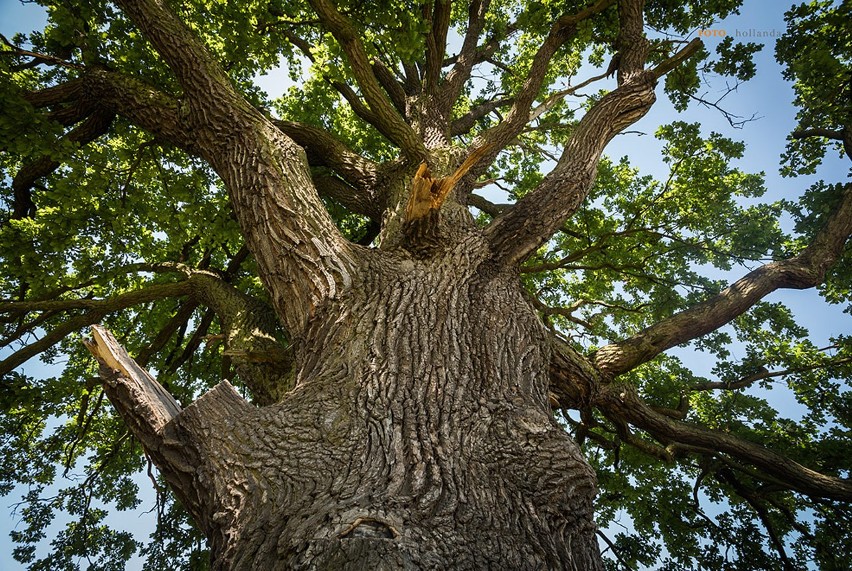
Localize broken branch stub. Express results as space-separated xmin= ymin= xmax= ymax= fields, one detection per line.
xmin=83 ymin=325 xmax=182 ymax=441
xmin=403 ymin=143 xmax=492 ymax=223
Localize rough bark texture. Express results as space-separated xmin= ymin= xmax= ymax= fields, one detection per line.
xmin=89 ymin=236 xmax=603 ymax=569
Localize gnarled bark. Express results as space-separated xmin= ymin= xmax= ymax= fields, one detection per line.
xmin=88 ymin=241 xmax=604 ymax=569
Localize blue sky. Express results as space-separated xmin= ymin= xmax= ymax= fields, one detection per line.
xmin=1 ymin=0 xmax=849 ymax=569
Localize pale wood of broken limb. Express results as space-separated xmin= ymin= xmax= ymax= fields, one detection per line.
xmin=404 ymin=143 xmax=492 ymax=222
xmin=83 ymin=324 xmax=182 ymax=433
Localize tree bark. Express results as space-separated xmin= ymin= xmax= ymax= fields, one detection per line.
xmin=89 ymin=242 xmax=603 ymax=569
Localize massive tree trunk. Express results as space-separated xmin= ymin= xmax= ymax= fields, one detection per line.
xmin=88 ymin=232 xmax=602 ymax=569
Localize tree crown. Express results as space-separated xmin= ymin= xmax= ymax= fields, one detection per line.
xmin=1 ymin=0 xmax=850 ymax=568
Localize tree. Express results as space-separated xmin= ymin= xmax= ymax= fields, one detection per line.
xmin=1 ymin=0 xmax=850 ymax=568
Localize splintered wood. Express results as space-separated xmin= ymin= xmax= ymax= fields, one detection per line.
xmin=404 ymin=143 xmax=491 ymax=222
xmin=84 ymin=324 xmax=182 ymax=431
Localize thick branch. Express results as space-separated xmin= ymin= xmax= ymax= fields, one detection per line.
xmin=466 ymin=192 xmax=511 ymax=216
xmin=115 ymin=0 xmax=355 ymax=333
xmin=10 ymin=109 xmax=115 ymax=220
xmin=13 ymin=67 xmax=202 ymax=221
xmin=792 ymin=127 xmax=844 ymax=141
xmin=113 ymin=0 xmax=236 ymax=101
xmin=466 ymin=0 xmax=617 ymax=183
xmin=424 ymin=0 xmax=453 ymax=94
xmin=547 ymin=339 xmax=852 ymax=501
xmin=306 ymin=0 xmax=426 ymax=159
xmin=484 ymin=2 xmax=709 ymax=266
xmin=597 ymin=387 xmax=852 ymax=501
xmin=650 ymin=38 xmax=703 ymax=79
xmin=440 ymin=0 xmax=491 ymax=113
xmin=23 ymin=78 xmax=86 ymax=108
xmin=272 ymin=119 xmax=379 ymax=197
xmin=450 ymin=96 xmax=513 ymax=137
xmin=371 ymin=58 xmax=409 ymax=117
xmin=485 ymin=71 xmax=658 ymax=265
xmin=312 ymin=174 xmax=383 ymax=221
xmin=792 ymin=125 xmax=852 ymax=161
xmin=83 ymin=324 xmax=255 ymax=547
xmin=83 ymin=325 xmax=182 ymax=434
xmin=612 ymin=0 xmax=649 ymax=83
xmin=328 ymin=79 xmax=379 ymax=125
xmin=187 ymin=272 xmax=294 ymax=405
xmin=65 ymin=69 xmax=199 ymax=153
xmin=594 ymin=183 xmax=852 ymax=377
xmin=548 ymin=337 xmax=602 ymax=409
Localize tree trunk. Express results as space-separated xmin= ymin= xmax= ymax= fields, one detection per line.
xmin=94 ymin=234 xmax=602 ymax=569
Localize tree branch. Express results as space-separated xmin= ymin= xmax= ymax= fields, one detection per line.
xmin=9 ymin=109 xmax=114 ymax=220
xmin=450 ymin=95 xmax=513 ymax=137
xmin=1 ymin=251 xmax=293 ymax=403
xmin=0 ymin=281 xmax=191 ymax=375
xmin=484 ymin=72 xmax=658 ymax=264
xmin=312 ymin=174 xmax=383 ymax=221
xmin=83 ymin=325 xmax=248 ymax=541
xmin=112 ymin=0 xmax=239 ymax=101
xmin=792 ymin=127 xmax=844 ymax=140
xmin=594 ymin=183 xmax=852 ymax=377
xmin=527 ymin=71 xmax=609 ymax=123
xmin=306 ymin=0 xmax=426 ymax=159
xmin=272 ymin=119 xmax=379 ymax=198
xmin=84 ymin=325 xmax=182 ymax=433
xmin=482 ymin=1 xmax=710 ymax=267
xmin=464 ymin=0 xmax=618 ymax=186
xmin=650 ymin=38 xmax=703 ymax=79
xmin=8 ymin=72 xmax=176 ymax=223
xmin=0 ymin=34 xmax=85 ymax=70
xmin=424 ymin=0 xmax=452 ymax=94
xmin=466 ymin=192 xmax=512 ymax=216
xmin=691 ymin=356 xmax=852 ymax=392
xmin=187 ymin=271 xmax=294 ymax=405
xmin=114 ymin=0 xmax=356 ymax=334
xmin=53 ymin=69 xmax=200 ymax=153
xmin=136 ymin=300 xmax=199 ymax=367
xmin=548 ymin=336 xmax=602 ymax=409
xmin=440 ymin=0 xmax=491 ymax=113
xmin=371 ymin=58 xmax=409 ymax=117
xmin=601 ymin=388 xmax=852 ymax=501
xmin=792 ymin=125 xmax=852 ymax=161
xmin=548 ymin=336 xmax=852 ymax=501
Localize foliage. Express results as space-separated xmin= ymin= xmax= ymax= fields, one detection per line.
xmin=1 ymin=0 xmax=850 ymax=569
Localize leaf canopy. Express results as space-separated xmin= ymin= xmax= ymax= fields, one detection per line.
xmin=1 ymin=0 xmax=850 ymax=569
